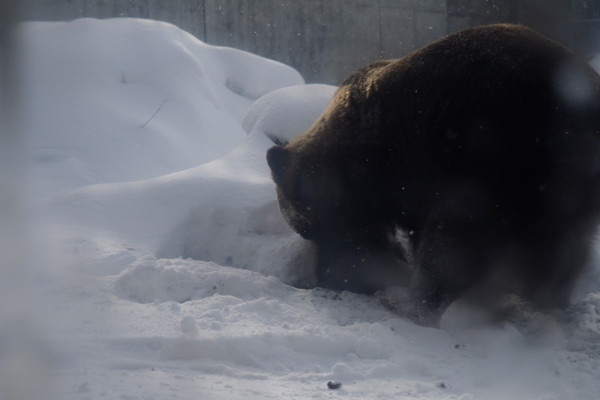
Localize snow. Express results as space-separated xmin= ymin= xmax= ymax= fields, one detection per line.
xmin=7 ymin=18 xmax=600 ymax=400
xmin=22 ymin=18 xmax=303 ymax=197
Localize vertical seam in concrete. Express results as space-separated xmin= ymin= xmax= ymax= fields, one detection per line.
xmin=568 ymin=0 xmax=574 ymax=46
xmin=251 ymin=0 xmax=257 ymax=50
xmin=201 ymin=0 xmax=207 ymax=42
xmin=446 ymin=0 xmax=450 ymax=35
xmin=412 ymin=9 xmax=417 ymax=48
xmin=377 ymin=0 xmax=383 ymax=58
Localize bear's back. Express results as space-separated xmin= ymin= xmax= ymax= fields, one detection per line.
xmin=357 ymin=25 xmax=600 ymax=219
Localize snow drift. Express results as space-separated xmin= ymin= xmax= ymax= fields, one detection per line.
xmin=22 ymin=17 xmax=304 ymax=196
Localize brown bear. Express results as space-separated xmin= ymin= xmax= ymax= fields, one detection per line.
xmin=266 ymin=24 xmax=600 ymax=325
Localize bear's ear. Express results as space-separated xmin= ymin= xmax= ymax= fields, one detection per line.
xmin=266 ymin=145 xmax=289 ymax=179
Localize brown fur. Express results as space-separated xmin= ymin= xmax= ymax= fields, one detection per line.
xmin=267 ymin=24 xmax=600 ymax=325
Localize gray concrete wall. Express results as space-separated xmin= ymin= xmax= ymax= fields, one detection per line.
xmin=18 ymin=0 xmax=574 ymax=84
xmin=571 ymin=0 xmax=600 ymax=54
xmin=447 ymin=0 xmax=571 ymax=40
xmin=203 ymin=0 xmax=449 ymax=83
xmin=19 ymin=0 xmax=206 ymax=38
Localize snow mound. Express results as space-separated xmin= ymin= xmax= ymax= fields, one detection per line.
xmin=22 ymin=18 xmax=303 ymax=196
xmin=243 ymin=84 xmax=338 ymax=144
xmin=50 ymin=83 xmax=335 ymax=284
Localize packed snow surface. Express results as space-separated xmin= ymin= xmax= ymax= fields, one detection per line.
xmin=7 ymin=18 xmax=600 ymax=400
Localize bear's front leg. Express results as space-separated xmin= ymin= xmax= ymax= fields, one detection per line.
xmin=406 ymin=191 xmax=501 ymax=326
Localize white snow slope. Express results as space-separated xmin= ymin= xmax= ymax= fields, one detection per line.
xmin=7 ymin=18 xmax=600 ymax=400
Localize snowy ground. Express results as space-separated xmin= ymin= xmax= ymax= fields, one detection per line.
xmin=5 ymin=18 xmax=600 ymax=399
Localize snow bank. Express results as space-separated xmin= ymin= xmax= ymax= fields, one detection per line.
xmin=243 ymin=83 xmax=337 ymax=145
xmin=22 ymin=18 xmax=304 ymax=196
xmin=48 ymin=83 xmax=336 ymax=283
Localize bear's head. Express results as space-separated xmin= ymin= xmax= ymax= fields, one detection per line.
xmin=267 ymin=137 xmax=391 ymax=244
xmin=266 ymin=144 xmax=345 ymax=240
xmin=266 ymin=70 xmax=394 ymax=245
xmin=267 ymin=140 xmax=406 ymax=294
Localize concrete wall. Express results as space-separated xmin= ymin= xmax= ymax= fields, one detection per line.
xmin=19 ymin=0 xmax=206 ymax=39
xmin=18 ymin=0 xmax=575 ymax=84
xmin=203 ymin=0 xmax=450 ymax=83
xmin=571 ymin=0 xmax=600 ymax=54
